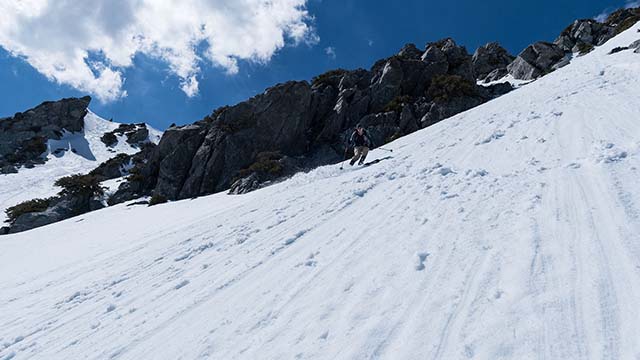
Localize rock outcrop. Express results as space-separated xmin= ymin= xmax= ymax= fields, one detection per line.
xmin=604 ymin=7 xmax=640 ymax=30
xmin=8 ymin=193 xmax=103 ymax=234
xmin=472 ymin=42 xmax=515 ymax=81
xmin=0 ymin=96 xmax=91 ymax=173
xmin=101 ymin=123 xmax=150 ymax=148
xmin=554 ymin=19 xmax=615 ymax=54
xmin=507 ymin=42 xmax=567 ymax=80
xmin=110 ymin=38 xmax=510 ymax=201
xmin=508 ymin=7 xmax=640 ymax=80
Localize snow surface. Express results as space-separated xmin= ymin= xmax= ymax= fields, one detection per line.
xmin=1 ymin=24 xmax=640 ymax=359
xmin=0 ymin=112 xmax=161 ymax=223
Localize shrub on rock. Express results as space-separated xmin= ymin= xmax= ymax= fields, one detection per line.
xmin=427 ymin=75 xmax=477 ymax=102
xmin=54 ymin=174 xmax=105 ymax=197
xmin=5 ymin=198 xmax=52 ymax=225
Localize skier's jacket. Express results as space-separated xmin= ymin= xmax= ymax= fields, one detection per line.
xmin=349 ymin=130 xmax=373 ymax=148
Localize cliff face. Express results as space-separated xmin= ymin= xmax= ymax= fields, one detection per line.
xmin=114 ymin=38 xmax=511 ymax=202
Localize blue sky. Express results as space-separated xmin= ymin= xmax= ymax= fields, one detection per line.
xmin=0 ymin=0 xmax=634 ymax=130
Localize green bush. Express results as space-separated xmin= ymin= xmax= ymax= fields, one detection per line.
xmin=606 ymin=8 xmax=640 ymax=34
xmin=5 ymin=198 xmax=51 ymax=224
xmin=211 ymin=105 xmax=230 ymax=119
xmin=55 ymin=174 xmax=105 ymax=197
xmin=237 ymin=151 xmax=284 ymax=178
xmin=4 ymin=152 xmax=23 ymax=163
xmin=311 ymin=69 xmax=348 ymax=87
xmin=577 ymin=42 xmax=594 ymax=55
xmin=383 ymin=95 xmax=412 ymax=113
xmin=149 ymin=193 xmax=168 ymax=206
xmin=23 ymin=136 xmax=47 ymax=155
xmin=126 ymin=167 xmax=144 ymax=183
xmin=427 ymin=75 xmax=477 ymax=103
xmin=615 ymin=16 xmax=640 ymax=35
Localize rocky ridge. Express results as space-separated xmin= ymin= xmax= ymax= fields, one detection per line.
xmin=3 ymin=7 xmax=639 ymax=234
xmin=0 ymin=97 xmax=90 ymax=174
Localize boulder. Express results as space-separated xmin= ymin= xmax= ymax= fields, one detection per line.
xmin=508 ymin=42 xmax=566 ymax=80
xmin=228 ymin=173 xmax=262 ymax=195
xmin=554 ymin=19 xmax=614 ymax=53
xmin=472 ymin=42 xmax=515 ymax=80
xmin=481 ymin=82 xmax=514 ymax=98
xmin=101 ymin=132 xmax=118 ymax=147
xmin=125 ymin=126 xmax=149 ymax=146
xmin=101 ymin=123 xmax=150 ymax=148
xmin=483 ymin=68 xmax=509 ymax=83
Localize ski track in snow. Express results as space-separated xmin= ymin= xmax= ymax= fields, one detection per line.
xmin=1 ymin=24 xmax=640 ymax=360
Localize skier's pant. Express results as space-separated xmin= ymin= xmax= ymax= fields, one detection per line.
xmin=350 ymin=146 xmax=369 ymax=165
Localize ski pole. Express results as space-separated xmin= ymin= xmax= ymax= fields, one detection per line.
xmin=378 ymin=147 xmax=393 ymax=152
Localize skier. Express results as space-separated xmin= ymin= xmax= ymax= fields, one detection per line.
xmin=348 ymin=124 xmax=374 ymax=166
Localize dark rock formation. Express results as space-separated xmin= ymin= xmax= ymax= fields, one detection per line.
xmin=473 ymin=42 xmax=515 ymax=81
xmin=555 ymin=19 xmax=615 ymax=53
xmin=609 ymin=46 xmax=629 ymax=54
xmin=506 ymin=7 xmax=640 ymax=81
xmin=89 ymin=153 xmax=134 ymax=180
xmin=0 ymin=96 xmax=91 ymax=173
xmin=604 ymin=7 xmax=640 ymax=32
xmin=101 ymin=132 xmax=118 ymax=147
xmin=508 ymin=42 xmax=566 ymax=80
xmin=8 ymin=193 xmax=103 ymax=234
xmin=101 ymin=123 xmax=150 ymax=147
xmin=483 ymin=68 xmax=509 ymax=83
xmin=397 ymin=43 xmax=423 ymax=59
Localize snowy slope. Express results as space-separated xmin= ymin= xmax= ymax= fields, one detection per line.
xmin=1 ymin=24 xmax=640 ymax=360
xmin=0 ymin=112 xmax=161 ymax=223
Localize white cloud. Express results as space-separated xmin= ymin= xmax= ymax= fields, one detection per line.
xmin=0 ymin=0 xmax=317 ymax=102
xmin=595 ymin=10 xmax=610 ymax=22
xmin=324 ymin=46 xmax=336 ymax=59
xmin=595 ymin=1 xmax=639 ymax=22
xmin=626 ymin=0 xmax=640 ymax=8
